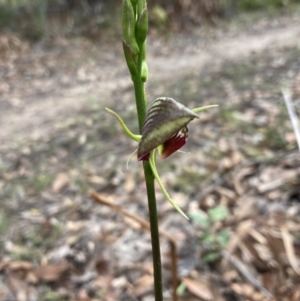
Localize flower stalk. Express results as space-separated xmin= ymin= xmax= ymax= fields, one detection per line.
xmin=114 ymin=1 xmax=218 ymax=300
xmin=121 ymin=1 xmax=163 ymax=300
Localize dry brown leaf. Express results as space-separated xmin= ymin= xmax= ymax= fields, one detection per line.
xmin=280 ymin=225 xmax=300 ymax=276
xmin=231 ymin=150 xmax=244 ymax=166
xmin=52 ymin=172 xmax=70 ymax=193
xmin=291 ymin=288 xmax=300 ymax=301
xmin=26 ymin=271 xmax=39 ymax=284
xmin=261 ymin=273 xmax=277 ymax=295
xmin=87 ymin=175 xmax=106 ymax=185
xmin=265 ymin=190 xmax=282 ymax=200
xmin=201 ymin=194 xmax=217 ymax=210
xmin=7 ymin=260 xmax=32 ymax=273
xmin=234 ymin=197 xmax=255 ymax=220
xmin=258 ymin=168 xmax=298 ymax=193
xmin=7 ymin=274 xmax=30 ymax=301
xmin=257 ymin=178 xmax=285 ymax=193
xmin=220 ymin=150 xmax=244 ymax=170
xmin=0 ymin=259 xmax=7 ymax=272
xmin=218 ymin=137 xmax=230 ymax=153
xmin=253 ymin=243 xmax=273 ymax=262
xmin=239 ymin=241 xmax=256 ymax=263
xmin=225 ymin=220 xmax=253 ymax=255
xmin=7 ymin=260 xmax=32 ymax=279
xmin=265 ymin=229 xmax=286 ymax=258
xmin=220 ymin=157 xmax=233 ymax=170
xmin=285 ymin=132 xmax=297 ymax=144
xmin=249 ymin=228 xmax=268 ymax=245
xmin=124 ymin=173 xmax=135 ymax=193
xmin=133 ymin=274 xmax=153 ymax=298
xmin=223 ymin=270 xmax=239 ymax=282
xmin=66 ymin=220 xmax=87 ymax=232
xmin=231 ymin=282 xmax=255 ymax=297
xmin=222 ymin=251 xmax=272 ymax=299
xmin=35 ymin=261 xmax=69 ymax=283
xmin=76 ymin=288 xmax=92 ymax=301
xmin=259 ymin=167 xmax=282 ymax=183
xmin=182 ymin=277 xmax=213 ymax=301
xmin=215 ymin=186 xmax=236 ymax=200
xmin=232 ymin=166 xmax=255 ymax=195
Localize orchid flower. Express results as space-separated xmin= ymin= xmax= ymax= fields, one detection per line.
xmin=106 ymin=97 xmax=218 ymax=219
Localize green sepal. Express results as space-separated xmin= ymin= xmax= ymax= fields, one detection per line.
xmin=122 ymin=39 xmax=138 ymax=77
xmin=137 ymin=0 xmax=147 ymax=16
xmin=149 ymin=150 xmax=189 ymax=220
xmin=135 ymin=7 xmax=148 ymax=45
xmin=122 ymin=0 xmax=139 ymax=55
xmin=106 ymin=107 xmax=141 ymax=142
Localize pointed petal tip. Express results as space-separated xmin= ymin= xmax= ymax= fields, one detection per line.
xmin=192 ymin=104 xmax=219 ymax=114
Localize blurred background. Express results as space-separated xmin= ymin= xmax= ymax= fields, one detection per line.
xmin=1 ymin=1 xmax=300 ymax=301
xmin=0 ymin=0 xmax=299 ymax=40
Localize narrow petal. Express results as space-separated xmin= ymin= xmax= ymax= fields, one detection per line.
xmin=105 ymin=107 xmax=141 ymax=142
xmin=158 ymin=126 xmax=188 ymax=159
xmin=126 ymin=148 xmax=138 ymax=169
xmin=149 ymin=150 xmax=189 ymax=220
xmin=192 ymin=104 xmax=219 ymax=113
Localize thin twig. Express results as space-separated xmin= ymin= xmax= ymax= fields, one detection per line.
xmin=280 ymin=225 xmax=300 ymax=276
xmin=89 ymin=190 xmax=178 ymax=301
xmin=282 ymin=88 xmax=300 ymax=152
xmin=222 ymin=250 xmax=273 ymax=299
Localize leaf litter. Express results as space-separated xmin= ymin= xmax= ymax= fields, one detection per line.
xmin=0 ymin=9 xmax=300 ymax=301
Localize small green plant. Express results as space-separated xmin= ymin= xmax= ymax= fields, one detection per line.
xmin=177 ymin=205 xmax=230 ymax=297
xmin=190 ymin=204 xmax=230 ymax=263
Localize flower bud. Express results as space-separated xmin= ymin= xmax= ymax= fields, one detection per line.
xmin=141 ymin=60 xmax=148 ymax=82
xmin=122 ymin=39 xmax=138 ymax=77
xmin=137 ymin=0 xmax=147 ymax=16
xmin=135 ymin=7 xmax=148 ymax=45
xmin=122 ymin=0 xmax=139 ymax=55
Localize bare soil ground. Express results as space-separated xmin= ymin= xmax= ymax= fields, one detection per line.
xmin=1 ymin=7 xmax=300 ymax=301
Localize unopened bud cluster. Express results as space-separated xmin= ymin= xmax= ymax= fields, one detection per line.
xmin=122 ymin=0 xmax=148 ymax=80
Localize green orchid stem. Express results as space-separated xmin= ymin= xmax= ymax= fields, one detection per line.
xmin=133 ymin=62 xmax=147 ymax=130
xmin=143 ymin=161 xmax=164 ymax=301
xmin=132 ymin=44 xmax=164 ymax=300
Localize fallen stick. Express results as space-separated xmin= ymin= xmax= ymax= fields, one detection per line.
xmin=282 ymin=88 xmax=300 ymax=153
xmin=222 ymin=250 xmax=273 ymax=300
